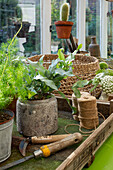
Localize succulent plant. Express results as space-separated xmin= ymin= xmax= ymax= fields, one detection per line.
xmin=60 ymin=3 xmax=70 ymax=21
xmin=99 ymin=75 xmax=113 ymax=95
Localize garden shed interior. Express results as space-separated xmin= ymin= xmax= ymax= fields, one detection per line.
xmin=0 ymin=0 xmax=113 ymax=170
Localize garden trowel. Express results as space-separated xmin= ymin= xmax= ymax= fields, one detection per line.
xmin=0 ymin=133 xmax=83 ymax=170
xmin=19 ymin=134 xmax=71 ymax=156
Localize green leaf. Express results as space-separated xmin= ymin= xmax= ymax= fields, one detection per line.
xmin=90 ymin=84 xmax=98 ymax=92
xmin=27 ymin=59 xmax=38 ymax=67
xmin=72 ymin=86 xmax=81 ymax=98
xmin=58 ymin=91 xmax=77 ymax=114
xmin=73 ymin=80 xmax=89 ymax=88
xmin=72 ymin=107 xmax=77 ymax=114
xmin=72 ymin=50 xmax=77 ymax=55
xmin=39 ymin=55 xmax=44 ymax=65
xmin=34 ymin=75 xmax=58 ymax=91
xmin=58 ymin=48 xmax=65 ymax=61
xmin=55 ymin=68 xmax=73 ymax=77
xmin=65 ymin=53 xmax=75 ymax=62
xmin=36 ymin=63 xmax=47 ymax=76
xmin=48 ymin=58 xmax=60 ymax=71
xmin=28 ymin=90 xmax=36 ymax=99
xmin=77 ymin=44 xmax=82 ymax=50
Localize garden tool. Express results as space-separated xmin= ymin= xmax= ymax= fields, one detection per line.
xmin=0 ymin=133 xmax=83 ymax=170
xmin=19 ymin=134 xmax=72 ymax=156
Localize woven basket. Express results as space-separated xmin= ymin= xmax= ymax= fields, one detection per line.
xmin=28 ymin=54 xmax=101 ymax=98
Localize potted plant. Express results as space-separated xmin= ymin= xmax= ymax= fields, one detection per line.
xmin=90 ymin=62 xmax=113 ymax=101
xmin=16 ymin=47 xmax=81 ymax=137
xmin=71 ymin=62 xmax=113 ymax=101
xmin=0 ymin=33 xmax=34 ymax=162
xmin=54 ymin=2 xmax=73 ymax=39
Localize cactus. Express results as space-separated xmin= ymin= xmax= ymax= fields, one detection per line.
xmin=60 ymin=3 xmax=70 ymax=21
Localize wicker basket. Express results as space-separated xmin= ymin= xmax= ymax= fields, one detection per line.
xmin=28 ymin=54 xmax=101 ymax=98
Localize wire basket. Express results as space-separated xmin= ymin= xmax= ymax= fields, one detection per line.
xmin=28 ymin=54 xmax=101 ymax=98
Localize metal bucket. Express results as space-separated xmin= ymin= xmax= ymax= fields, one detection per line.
xmin=0 ymin=110 xmax=14 ymax=163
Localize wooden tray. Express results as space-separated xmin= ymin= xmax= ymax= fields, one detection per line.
xmin=56 ymin=97 xmax=113 ymax=170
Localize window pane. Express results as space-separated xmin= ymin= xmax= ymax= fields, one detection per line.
xmin=107 ymin=2 xmax=113 ymax=57
xmin=51 ymin=0 xmax=77 ymax=54
xmin=85 ymin=0 xmax=100 ymax=51
xmin=0 ymin=0 xmax=41 ymax=57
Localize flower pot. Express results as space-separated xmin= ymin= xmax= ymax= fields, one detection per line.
xmin=0 ymin=110 xmax=14 ymax=163
xmin=54 ymin=21 xmax=73 ymax=39
xmin=6 ymin=97 xmax=17 ymax=114
xmin=14 ymin=21 xmax=31 ymax=38
xmin=16 ymin=97 xmax=58 ymax=137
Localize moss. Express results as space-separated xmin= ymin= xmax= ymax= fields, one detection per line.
xmin=0 ymin=117 xmax=89 ymax=170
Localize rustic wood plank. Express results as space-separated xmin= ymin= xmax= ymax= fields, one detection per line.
xmin=56 ymin=113 xmax=113 ymax=170
xmin=110 ymin=100 xmax=113 ymax=114
xmin=57 ymin=97 xmax=113 ymax=117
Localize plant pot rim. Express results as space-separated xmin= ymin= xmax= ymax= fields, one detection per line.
xmin=0 ymin=109 xmax=14 ymax=125
xmin=18 ymin=96 xmax=56 ymax=104
xmin=54 ymin=21 xmax=73 ymax=26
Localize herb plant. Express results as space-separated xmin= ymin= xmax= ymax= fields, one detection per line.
xmin=0 ymin=28 xmax=82 ymax=114
xmin=0 ymin=39 xmax=34 ymax=109
xmin=72 ymin=61 xmax=113 ymax=98
xmin=23 ymin=48 xmax=77 ymax=100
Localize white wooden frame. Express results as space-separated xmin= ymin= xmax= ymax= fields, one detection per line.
xmin=77 ymin=0 xmax=86 ymax=51
xmin=100 ymin=0 xmax=108 ymax=58
xmin=40 ymin=0 xmax=51 ymax=54
xmin=41 ymin=0 xmax=108 ymax=58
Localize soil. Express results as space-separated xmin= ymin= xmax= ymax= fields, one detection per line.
xmin=0 ymin=111 xmax=12 ymax=123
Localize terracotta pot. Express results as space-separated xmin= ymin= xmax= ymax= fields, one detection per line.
xmin=6 ymin=97 xmax=17 ymax=114
xmin=54 ymin=21 xmax=73 ymax=39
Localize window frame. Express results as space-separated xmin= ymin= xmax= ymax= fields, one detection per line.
xmin=41 ymin=0 xmax=109 ymax=57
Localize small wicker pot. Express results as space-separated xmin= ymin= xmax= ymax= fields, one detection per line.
xmin=28 ymin=54 xmax=101 ymax=98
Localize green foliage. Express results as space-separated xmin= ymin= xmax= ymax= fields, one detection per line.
xmin=99 ymin=62 xmax=108 ymax=69
xmin=72 ymin=80 xmax=89 ymax=98
xmin=77 ymin=67 xmax=113 ymax=96
xmin=26 ymin=48 xmax=75 ymax=100
xmin=0 ymin=39 xmax=34 ymax=109
xmin=60 ymin=3 xmax=70 ymax=21
xmin=0 ymin=36 xmax=81 ymax=112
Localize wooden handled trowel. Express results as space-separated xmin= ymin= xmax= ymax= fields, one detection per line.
xmin=0 ymin=133 xmax=83 ymax=170
xmin=19 ymin=134 xmax=72 ymax=156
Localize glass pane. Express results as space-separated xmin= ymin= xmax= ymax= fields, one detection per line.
xmin=0 ymin=0 xmax=41 ymax=57
xmin=51 ymin=0 xmax=77 ymax=54
xmin=85 ymin=0 xmax=100 ymax=51
xmin=107 ymin=2 xmax=113 ymax=58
